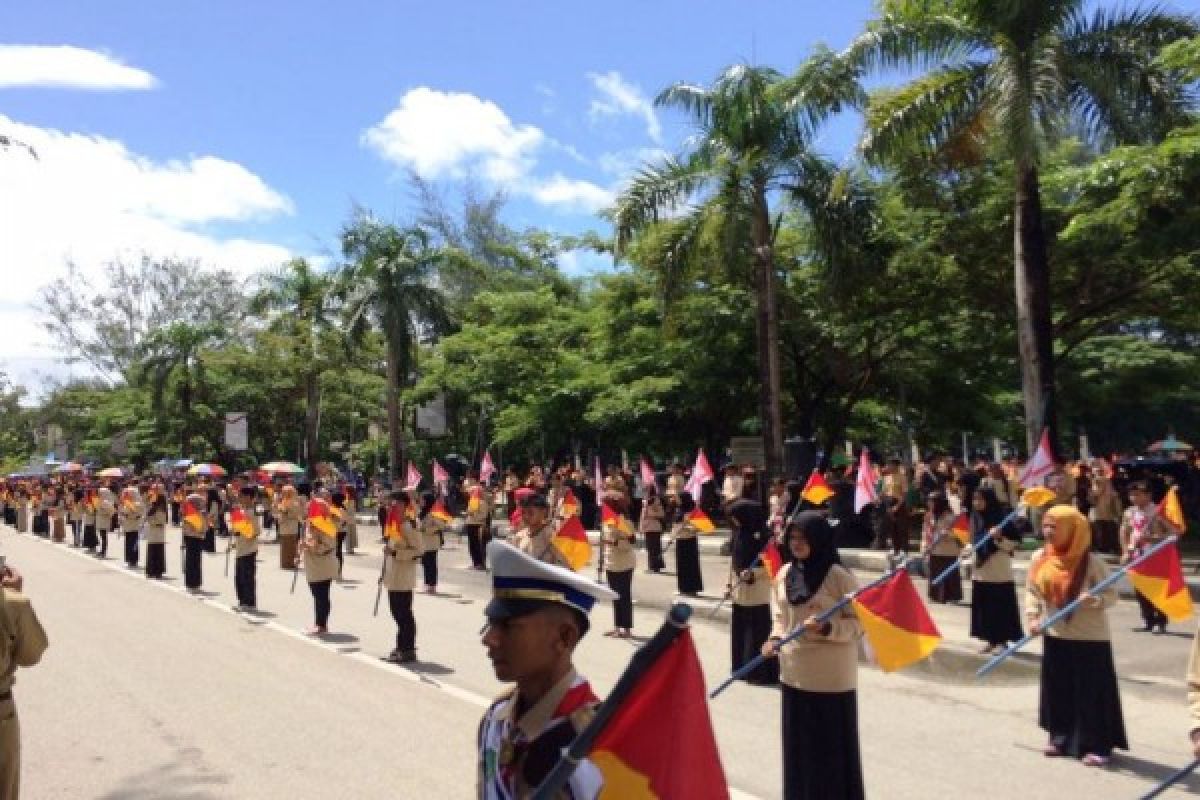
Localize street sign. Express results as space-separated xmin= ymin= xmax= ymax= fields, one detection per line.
xmin=414 ymin=393 xmax=448 ymax=438
xmin=224 ymin=413 xmax=248 ymax=451
xmin=729 ymin=436 xmax=765 ymax=468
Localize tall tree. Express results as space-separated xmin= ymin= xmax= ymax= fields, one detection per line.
xmin=250 ymin=258 xmax=341 ymax=477
xmin=135 ymin=321 xmax=225 ymax=457
xmin=340 ymin=213 xmax=452 ymax=480
xmin=613 ymin=53 xmax=862 ymax=479
xmin=845 ymin=0 xmax=1196 ymax=453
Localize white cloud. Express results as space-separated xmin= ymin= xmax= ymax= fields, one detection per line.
xmin=588 ymin=71 xmax=661 ymax=143
xmin=0 ymin=114 xmax=294 ymax=386
xmin=596 ymin=146 xmax=672 ymax=179
xmin=363 ymin=87 xmax=613 ymax=214
xmin=0 ymin=45 xmax=158 ymax=91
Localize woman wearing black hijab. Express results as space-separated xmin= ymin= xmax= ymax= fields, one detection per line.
xmin=969 ymin=487 xmax=1024 ymax=653
xmin=762 ymin=512 xmax=865 ymax=800
xmin=671 ymin=492 xmax=704 ymax=596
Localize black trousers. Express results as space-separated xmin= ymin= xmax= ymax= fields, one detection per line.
xmin=388 ymin=590 xmax=416 ymax=653
xmin=146 ymin=542 xmax=166 ymax=578
xmin=123 ymin=531 xmax=139 ymax=566
xmin=1135 ymin=591 xmax=1168 ymax=628
xmin=184 ymin=536 xmax=204 ymax=589
xmin=69 ymin=520 xmax=81 ymax=546
xmin=235 ymin=553 xmax=256 ymax=607
xmin=466 ymin=524 xmax=486 ymax=568
xmin=607 ymin=569 xmax=634 ymax=629
xmin=170 ymin=503 xmax=180 ymax=525
xmin=336 ymin=532 xmax=346 ymax=575
xmin=421 ymin=550 xmax=438 ymax=587
xmin=97 ymin=530 xmax=109 ymax=558
xmin=204 ymin=527 xmax=216 ymax=553
xmin=309 ymin=579 xmax=332 ymax=626
xmin=644 ymin=531 xmax=665 ymax=571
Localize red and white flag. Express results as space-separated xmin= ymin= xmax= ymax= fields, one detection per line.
xmin=432 ymin=459 xmax=449 ymax=485
xmin=684 ymin=448 xmax=714 ymax=501
xmin=594 ymin=456 xmax=604 ymax=509
xmin=1019 ymin=429 xmax=1056 ymax=488
xmin=639 ymin=456 xmax=656 ymax=492
xmin=854 ymin=448 xmax=878 ymax=513
xmin=405 ymin=461 xmax=422 ymax=491
xmin=480 ymin=451 xmax=496 ymax=485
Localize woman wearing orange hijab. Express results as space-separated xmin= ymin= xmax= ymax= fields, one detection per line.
xmin=1026 ymin=505 xmax=1127 ymax=767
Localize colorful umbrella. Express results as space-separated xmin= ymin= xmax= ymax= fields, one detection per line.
xmin=187 ymin=463 xmax=227 ymax=477
xmin=259 ymin=461 xmax=305 ymax=475
xmin=1148 ymin=434 xmax=1194 ymax=453
xmin=96 ymin=467 xmax=126 ymax=478
xmin=54 ymin=462 xmax=84 ymax=473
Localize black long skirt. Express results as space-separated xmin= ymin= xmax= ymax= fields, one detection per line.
xmin=146 ymin=542 xmax=166 ymax=578
xmin=970 ymin=581 xmax=1024 ymax=646
xmin=203 ymin=526 xmax=216 ymax=553
xmin=82 ymin=524 xmax=98 ymax=550
xmin=782 ymin=686 xmax=865 ymax=800
xmin=675 ymin=538 xmax=703 ymax=594
xmin=927 ymin=555 xmax=962 ymax=603
xmin=184 ymin=536 xmax=204 ymax=589
xmin=732 ymin=603 xmax=778 ymax=685
xmin=606 ymin=569 xmax=634 ymax=629
xmin=1039 ymin=637 xmax=1128 ymax=758
xmin=644 ymin=531 xmax=665 ymax=571
xmin=3 ymin=507 xmax=13 ymax=526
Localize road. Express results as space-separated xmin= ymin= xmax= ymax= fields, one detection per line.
xmin=3 ymin=521 xmax=1199 ymax=799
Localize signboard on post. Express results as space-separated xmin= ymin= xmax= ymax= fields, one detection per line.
xmin=414 ymin=393 xmax=448 ymax=438
xmin=110 ymin=431 xmax=128 ymax=458
xmin=729 ymin=436 xmax=766 ymax=469
xmin=224 ymin=413 xmax=249 ymax=451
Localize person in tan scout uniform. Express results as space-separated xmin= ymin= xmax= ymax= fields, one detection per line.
xmin=232 ymin=487 xmax=261 ymax=612
xmin=0 ymin=563 xmax=49 ymax=800
xmin=381 ymin=491 xmax=423 ymax=663
xmin=298 ymin=494 xmax=339 ymax=636
xmin=477 ymin=540 xmax=615 ymax=800
xmin=511 ymin=493 xmax=572 ymax=570
xmin=1188 ymin=625 xmax=1200 ymax=758
xmin=274 ymin=485 xmax=303 ymax=570
xmin=600 ymin=504 xmax=637 ymax=638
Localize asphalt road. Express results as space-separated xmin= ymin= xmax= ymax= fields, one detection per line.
xmin=4 ymin=521 xmax=1199 ymax=799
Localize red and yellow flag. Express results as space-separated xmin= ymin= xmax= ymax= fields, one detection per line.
xmin=761 ymin=538 xmax=784 ymax=580
xmin=467 ymin=487 xmax=482 ymax=513
xmin=182 ymin=499 xmax=205 ymax=530
xmin=800 ymin=469 xmax=834 ymax=505
xmin=307 ymin=499 xmax=337 ymax=538
xmin=1158 ymin=487 xmax=1187 ymax=533
xmin=686 ymin=508 xmax=716 ymax=534
xmin=230 ymin=507 xmax=255 ymax=538
xmin=1129 ymin=541 xmax=1193 ymax=622
xmin=553 ymin=515 xmax=591 ymax=572
xmin=950 ymin=513 xmax=971 ymax=545
xmin=1021 ymin=486 xmax=1056 ymax=508
xmin=431 ymin=497 xmax=454 ymax=523
xmin=601 ymin=502 xmax=634 ymax=535
xmin=384 ymin=506 xmax=404 ymax=540
xmin=591 ymin=629 xmax=729 ymax=799
xmin=559 ymin=488 xmax=580 ymax=517
xmin=852 ymin=570 xmax=942 ymax=673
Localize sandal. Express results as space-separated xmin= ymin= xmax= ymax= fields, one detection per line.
xmin=1043 ymin=743 xmax=1064 ymax=758
xmin=1082 ymin=754 xmax=1110 ymax=767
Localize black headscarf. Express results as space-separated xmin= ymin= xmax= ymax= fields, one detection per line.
xmin=784 ymin=511 xmax=841 ymax=605
xmin=971 ymin=488 xmax=1010 ymax=566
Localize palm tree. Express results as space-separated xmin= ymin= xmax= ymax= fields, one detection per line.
xmin=340 ymin=212 xmax=452 ymax=480
xmin=250 ymin=258 xmax=340 ymax=478
xmin=613 ymin=53 xmax=863 ymax=479
xmin=136 ymin=321 xmax=224 ymax=457
xmin=845 ymin=0 xmax=1196 ymax=453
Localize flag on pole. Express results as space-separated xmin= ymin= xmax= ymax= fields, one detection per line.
xmin=594 ymin=457 xmax=604 ymax=507
xmin=384 ymin=505 xmax=404 ymax=540
xmin=851 ymin=570 xmax=942 ymax=672
xmin=430 ymin=497 xmax=454 ymax=523
xmin=1021 ymin=486 xmax=1057 ymax=508
xmin=601 ymin=502 xmax=634 ymax=535
xmin=1159 ymin=486 xmax=1187 ymax=533
xmin=480 ymin=451 xmax=496 ymax=485
xmin=432 ymin=459 xmax=449 ymax=486
xmin=1019 ymin=429 xmax=1056 ymax=488
xmin=685 ymin=507 xmax=716 ymax=534
xmin=854 ymin=449 xmax=879 ymax=513
xmin=559 ymin=488 xmax=580 ymax=518
xmin=950 ymin=513 xmax=971 ymax=545
xmin=683 ymin=448 xmax=714 ymax=501
xmin=467 ymin=486 xmax=482 ymax=513
xmin=639 ymin=457 xmax=656 ymax=492
xmin=800 ymin=469 xmax=834 ymax=505
xmin=590 ymin=629 xmax=730 ymax=799
xmin=230 ymin=507 xmax=255 ymax=538
xmin=182 ymin=499 xmax=205 ymax=531
xmin=553 ymin=515 xmax=591 ymax=572
xmin=1129 ymin=541 xmax=1194 ymax=621
xmin=405 ymin=462 xmax=422 ymax=491
xmin=761 ymin=538 xmax=784 ymax=580
xmin=307 ymin=499 xmax=337 ymax=538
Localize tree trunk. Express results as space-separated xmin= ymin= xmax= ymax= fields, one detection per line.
xmin=1013 ymin=161 xmax=1057 ymax=457
xmin=752 ymin=186 xmax=786 ymax=480
xmin=385 ymin=349 xmax=404 ymax=483
xmin=304 ymin=371 xmax=320 ymax=479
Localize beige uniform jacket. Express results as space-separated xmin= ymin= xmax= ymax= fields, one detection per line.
xmin=118 ymin=501 xmax=144 ymax=534
xmin=732 ymin=565 xmax=772 ymax=606
xmin=302 ymin=531 xmax=339 ymax=583
xmin=923 ymin=512 xmax=962 ymax=557
xmin=974 ymin=537 xmax=1018 ymax=584
xmin=383 ymin=521 xmax=423 ymax=592
xmin=145 ymin=509 xmax=168 ymax=544
xmin=419 ymin=514 xmax=448 ymax=553
xmin=771 ymin=564 xmax=861 ymax=692
xmin=1187 ymin=627 xmax=1200 ymax=735
xmin=0 ymin=588 xmax=48 ymax=695
xmin=276 ymin=498 xmax=303 ymax=537
xmin=233 ymin=509 xmax=261 ymax=557
xmin=95 ymin=497 xmax=115 ymax=533
xmin=514 ymin=522 xmax=572 ymax=570
xmin=602 ymin=525 xmax=637 ymax=573
xmin=1024 ymin=552 xmax=1117 ymax=642
xmin=639 ymin=498 xmax=664 ymax=534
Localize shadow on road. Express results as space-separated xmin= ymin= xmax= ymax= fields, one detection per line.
xmin=1112 ymin=752 xmax=1200 ymax=793
xmin=94 ymin=759 xmax=230 ymax=799
xmin=319 ymin=632 xmax=359 ymax=644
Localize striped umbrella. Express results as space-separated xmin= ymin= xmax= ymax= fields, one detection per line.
xmin=187 ymin=463 xmax=227 ymax=477
xmin=258 ymin=461 xmax=305 ymax=476
xmin=96 ymin=467 xmax=126 ymax=478
xmin=54 ymin=462 xmax=84 ymax=473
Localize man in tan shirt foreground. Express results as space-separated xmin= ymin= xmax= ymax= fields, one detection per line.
xmin=0 ymin=562 xmax=49 ymax=800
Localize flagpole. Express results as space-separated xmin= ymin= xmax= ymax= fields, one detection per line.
xmin=978 ymin=534 xmax=1180 ymax=678
xmin=930 ymin=510 xmax=1020 ymax=587
xmin=710 ymin=556 xmax=921 ymax=699
xmin=1139 ymin=757 xmax=1200 ymax=799
xmin=530 ymin=603 xmax=694 ymax=800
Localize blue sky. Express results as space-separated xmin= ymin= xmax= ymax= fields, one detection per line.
xmin=1 ymin=0 xmax=1198 ymax=390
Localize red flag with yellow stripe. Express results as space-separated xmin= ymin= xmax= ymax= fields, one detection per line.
xmin=559 ymin=488 xmax=580 ymax=518
xmin=431 ymin=498 xmax=454 ymax=523
xmin=307 ymin=499 xmax=337 ymax=539
xmin=384 ymin=506 xmax=404 ymax=540
xmin=1129 ymin=541 xmax=1193 ymax=622
xmin=800 ymin=469 xmax=834 ymax=505
xmin=591 ymin=629 xmax=729 ymax=799
xmin=182 ymin=499 xmax=205 ymax=531
xmin=685 ymin=508 xmax=715 ymax=534
xmin=230 ymin=507 xmax=255 ymax=538
xmin=852 ymin=570 xmax=942 ymax=672
xmin=552 ymin=515 xmax=591 ymax=572
xmin=761 ymin=538 xmax=784 ymax=580
xmin=1158 ymin=487 xmax=1187 ymax=533
xmin=950 ymin=513 xmax=971 ymax=545
xmin=601 ymin=502 xmax=634 ymax=535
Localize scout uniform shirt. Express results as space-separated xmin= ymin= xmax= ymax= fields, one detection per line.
xmin=420 ymin=513 xmax=448 ymax=554
xmin=95 ymin=491 xmax=115 ymax=533
xmin=477 ymin=668 xmax=604 ymax=800
xmin=118 ymin=496 xmax=144 ymax=533
xmin=0 ymin=585 xmax=49 ymax=797
xmin=771 ymin=563 xmax=862 ymax=692
xmin=233 ymin=507 xmax=261 ymax=557
xmin=1024 ymin=552 xmax=1118 ymax=642
xmin=383 ymin=517 xmax=423 ymax=592
xmin=601 ymin=522 xmax=636 ymax=573
xmin=465 ymin=482 xmax=491 ymax=526
xmin=302 ymin=528 xmax=339 ymax=584
xmin=514 ymin=521 xmax=573 ymax=570
xmin=145 ymin=507 xmax=168 ymax=544
xmin=276 ymin=495 xmax=303 ymax=537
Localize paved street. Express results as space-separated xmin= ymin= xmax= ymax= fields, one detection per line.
xmin=5 ymin=521 xmax=1200 ymax=799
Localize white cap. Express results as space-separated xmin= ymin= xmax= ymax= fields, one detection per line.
xmin=485 ymin=540 xmax=616 ymax=620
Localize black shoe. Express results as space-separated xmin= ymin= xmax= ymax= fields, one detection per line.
xmin=382 ymin=650 xmax=401 ymax=663
xmin=397 ymin=650 xmax=417 ymax=663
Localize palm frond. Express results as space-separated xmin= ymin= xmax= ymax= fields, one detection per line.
xmin=612 ymin=154 xmax=713 ymax=255
xmin=654 ymin=83 xmax=713 ymax=128
xmin=843 ymin=12 xmax=986 ymax=74
xmin=774 ymin=45 xmax=869 ymax=144
xmin=861 ymin=62 xmax=991 ymax=164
